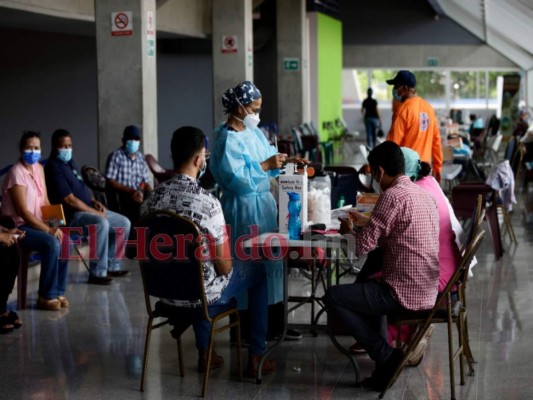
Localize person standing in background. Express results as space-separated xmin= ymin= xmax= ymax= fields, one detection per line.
xmin=362 ymin=88 xmax=381 ymax=149
xmin=386 ymin=70 xmax=443 ymax=182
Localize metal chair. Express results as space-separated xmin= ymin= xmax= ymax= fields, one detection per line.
xmin=136 ymin=210 xmax=242 ymax=397
xmin=381 ymin=230 xmax=486 ymax=400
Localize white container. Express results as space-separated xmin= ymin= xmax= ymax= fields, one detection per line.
xmin=308 ymin=174 xmax=331 ymax=225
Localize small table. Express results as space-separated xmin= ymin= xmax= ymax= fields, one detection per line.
xmin=242 ymin=232 xmax=360 ymax=384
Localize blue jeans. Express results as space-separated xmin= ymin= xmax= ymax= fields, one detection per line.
xmin=19 ymin=225 xmax=68 ymax=299
xmin=68 ymin=210 xmax=131 ymax=277
xmin=364 ymin=117 xmax=380 ymax=149
xmin=194 ymin=261 xmax=268 ymax=355
xmin=324 ymin=281 xmax=404 ymax=366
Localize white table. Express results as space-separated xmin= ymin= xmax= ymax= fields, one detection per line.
xmin=242 ymin=232 xmax=360 ymax=384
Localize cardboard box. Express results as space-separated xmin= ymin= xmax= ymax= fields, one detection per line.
xmin=278 ymin=173 xmax=308 ymax=234
xmin=355 ymin=193 xmax=379 ymax=213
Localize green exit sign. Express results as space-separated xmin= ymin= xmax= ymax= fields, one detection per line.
xmin=283 ymin=58 xmax=300 ymax=71
xmin=426 ymin=57 xmax=439 ymax=67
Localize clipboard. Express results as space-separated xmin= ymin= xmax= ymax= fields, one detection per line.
xmin=41 ymin=204 xmax=66 ymax=227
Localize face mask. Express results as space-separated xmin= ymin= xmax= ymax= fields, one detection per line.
xmin=392 ymin=88 xmax=403 ymax=102
xmin=57 ymin=148 xmax=72 ymax=163
xmin=236 ymin=100 xmax=261 ymax=130
xmin=125 ymin=140 xmax=140 ymax=154
xmin=197 ymin=159 xmax=207 ymax=179
xmin=372 ymin=171 xmax=383 ymax=195
xmin=22 ymin=150 xmax=41 ymax=165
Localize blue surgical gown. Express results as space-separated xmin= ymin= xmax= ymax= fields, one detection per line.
xmin=210 ymin=123 xmax=283 ymax=305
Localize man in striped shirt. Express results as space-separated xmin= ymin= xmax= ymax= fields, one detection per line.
xmin=324 ymin=141 xmax=439 ymax=391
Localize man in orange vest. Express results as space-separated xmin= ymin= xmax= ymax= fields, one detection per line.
xmin=386 ymin=70 xmax=443 ymax=182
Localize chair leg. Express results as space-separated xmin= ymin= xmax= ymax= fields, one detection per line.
xmin=177 ymin=338 xmax=185 ymax=377
xmin=501 ymin=207 xmax=517 ymax=243
xmin=235 ymin=314 xmax=243 ymax=381
xmin=201 ymin=325 xmax=216 ymax=398
xmin=73 ymin=244 xmax=91 ymax=273
xmin=17 ymin=250 xmax=29 ymax=309
xmin=140 ymin=317 xmax=153 ymax=391
xmin=447 ymin=297 xmax=457 ymax=400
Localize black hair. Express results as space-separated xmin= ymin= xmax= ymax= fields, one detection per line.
xmin=367 ymin=141 xmax=405 ymax=177
xmin=171 ymin=126 xmax=206 ymax=169
xmin=418 ymin=161 xmax=432 ymax=178
xmin=19 ymin=131 xmax=40 ymax=152
xmin=50 ymin=129 xmax=71 ymax=158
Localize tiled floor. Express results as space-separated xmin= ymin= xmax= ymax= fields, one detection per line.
xmin=1 ymin=188 xmax=532 ymax=400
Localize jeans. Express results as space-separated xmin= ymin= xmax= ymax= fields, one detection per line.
xmin=194 ymin=261 xmax=268 ymax=355
xmin=19 ymin=225 xmax=68 ymax=299
xmin=324 ymin=281 xmax=404 ymax=366
xmin=364 ymin=117 xmax=380 ymax=149
xmin=68 ymin=210 xmax=131 ymax=277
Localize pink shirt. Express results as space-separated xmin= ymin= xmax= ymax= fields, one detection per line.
xmin=415 ymin=176 xmax=462 ymax=292
xmin=1 ymin=161 xmax=47 ymax=227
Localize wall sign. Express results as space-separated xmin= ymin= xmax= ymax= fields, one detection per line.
xmin=111 ymin=11 xmax=133 ymax=36
xmin=222 ymin=35 xmax=238 ymax=53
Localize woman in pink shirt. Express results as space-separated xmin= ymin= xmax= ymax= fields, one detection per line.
xmin=1 ymin=131 xmax=68 ymax=311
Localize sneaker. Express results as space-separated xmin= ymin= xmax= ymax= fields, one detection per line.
xmin=107 ymin=270 xmax=130 ymax=277
xmin=87 ymin=275 xmax=114 ymax=285
xmin=247 ymin=354 xmax=276 ymax=377
xmin=349 ymin=342 xmax=367 ymax=354
xmin=36 ymin=297 xmax=61 ymax=311
xmin=406 ymin=340 xmax=426 ymax=367
xmin=197 ymin=349 xmax=224 ymax=373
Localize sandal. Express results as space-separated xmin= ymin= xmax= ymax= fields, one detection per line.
xmin=5 ymin=311 xmax=22 ymax=329
xmin=0 ymin=316 xmax=14 ymax=334
xmin=36 ymin=297 xmax=61 ymax=311
xmin=57 ymin=296 xmax=69 ymax=308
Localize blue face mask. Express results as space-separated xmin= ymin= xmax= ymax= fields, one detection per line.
xmin=125 ymin=140 xmax=140 ymax=154
xmin=22 ymin=150 xmax=41 ymax=165
xmin=57 ymin=148 xmax=72 ymax=163
xmin=392 ymin=88 xmax=403 ymax=102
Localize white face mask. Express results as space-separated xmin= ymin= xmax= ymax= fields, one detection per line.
xmin=236 ymin=100 xmax=261 ymax=130
xmin=372 ymin=170 xmax=383 ymax=195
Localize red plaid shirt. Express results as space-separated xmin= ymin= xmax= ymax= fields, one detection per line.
xmin=355 ymin=175 xmax=440 ymax=310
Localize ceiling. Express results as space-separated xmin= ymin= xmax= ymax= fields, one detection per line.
xmin=430 ymin=0 xmax=533 ymax=69
xmin=1 ymin=0 xmax=533 ymax=69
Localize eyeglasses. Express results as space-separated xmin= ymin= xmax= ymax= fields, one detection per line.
xmin=204 ymin=151 xmax=211 ymax=160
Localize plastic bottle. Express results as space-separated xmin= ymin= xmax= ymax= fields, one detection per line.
xmin=287 ymin=192 xmax=302 ymax=240
xmin=337 ymin=195 xmax=345 ymax=208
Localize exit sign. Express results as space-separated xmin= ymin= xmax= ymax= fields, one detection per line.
xmin=283 ymin=58 xmax=300 ymax=71
xmin=426 ymin=57 xmax=439 ymax=67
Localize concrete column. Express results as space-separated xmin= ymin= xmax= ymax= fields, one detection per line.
xmin=95 ymin=0 xmax=158 ymax=170
xmin=276 ymin=0 xmax=306 ymax=134
xmin=212 ymin=0 xmax=254 ymax=127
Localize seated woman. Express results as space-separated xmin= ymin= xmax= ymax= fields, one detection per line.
xmin=0 ymin=227 xmax=25 ymax=333
xmin=1 ymin=131 xmax=69 ymax=311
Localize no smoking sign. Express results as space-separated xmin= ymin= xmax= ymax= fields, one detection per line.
xmin=222 ymin=35 xmax=238 ymax=53
xmin=111 ymin=11 xmax=133 ymax=36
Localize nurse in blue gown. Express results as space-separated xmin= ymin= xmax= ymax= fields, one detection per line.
xmin=209 ymin=81 xmax=305 ymax=323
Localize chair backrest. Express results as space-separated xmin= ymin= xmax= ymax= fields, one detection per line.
xmin=81 ymin=165 xmax=108 ymax=206
xmin=461 ymin=194 xmax=483 ymax=252
xmin=136 ymin=211 xmax=208 ymax=316
xmin=290 ymin=126 xmax=304 ymax=155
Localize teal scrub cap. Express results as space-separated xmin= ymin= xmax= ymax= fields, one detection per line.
xmin=401 ymin=147 xmax=421 ymax=180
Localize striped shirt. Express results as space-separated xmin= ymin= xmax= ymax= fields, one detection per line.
xmin=355 ymin=175 xmax=440 ymax=311
xmin=105 ymin=147 xmax=152 ymax=190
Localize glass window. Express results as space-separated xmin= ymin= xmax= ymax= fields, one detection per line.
xmin=414 ymin=70 xmax=447 ymax=109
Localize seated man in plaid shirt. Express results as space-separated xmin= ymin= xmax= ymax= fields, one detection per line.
xmin=324 ymin=141 xmax=440 ymax=391
xmin=105 ymin=125 xmax=153 ymax=224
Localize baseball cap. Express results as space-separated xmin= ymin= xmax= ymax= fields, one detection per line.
xmin=386 ymin=70 xmax=416 ymax=88
xmin=123 ymin=125 xmax=141 ymax=140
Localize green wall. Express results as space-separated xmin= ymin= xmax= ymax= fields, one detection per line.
xmin=317 ymin=13 xmax=342 ymax=141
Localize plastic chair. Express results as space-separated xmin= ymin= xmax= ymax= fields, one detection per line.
xmin=136 ymin=210 xmax=242 ymax=397
xmin=381 ymin=230 xmax=486 ymax=400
